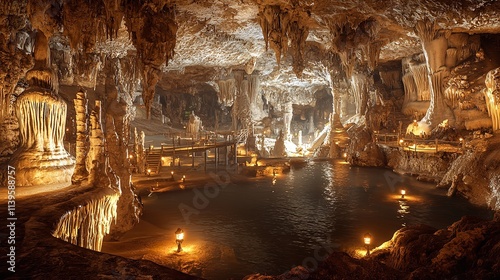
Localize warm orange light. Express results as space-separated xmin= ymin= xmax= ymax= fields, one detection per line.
xmin=175 ymin=228 xmax=184 ymax=253
xmin=401 ymin=189 xmax=406 ymax=199
xmin=399 ymin=139 xmax=404 ymax=144
xmin=171 ymin=171 xmax=174 ymax=175
xmin=343 ymin=152 xmax=347 ymax=158
xmin=459 ymin=137 xmax=464 ymax=142
xmin=364 ymin=233 xmax=372 ymax=245
xmin=176 ymin=232 xmax=184 ymax=241
xmin=129 ymin=154 xmax=133 ymax=159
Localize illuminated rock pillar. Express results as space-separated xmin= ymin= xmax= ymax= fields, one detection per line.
xmin=72 ymin=90 xmax=89 ymax=184
xmin=415 ymin=19 xmax=455 ymax=127
xmin=11 ymin=31 xmax=74 ymax=187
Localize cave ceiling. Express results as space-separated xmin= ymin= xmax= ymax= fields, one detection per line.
xmin=3 ymin=0 xmax=500 ymax=104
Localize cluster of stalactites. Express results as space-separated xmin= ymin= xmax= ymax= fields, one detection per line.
xmin=52 ymin=192 xmax=120 ymax=252
xmin=326 ymin=17 xmax=380 ymax=78
xmin=124 ymin=1 xmax=177 ymax=119
xmin=16 ymin=92 xmax=67 ymax=152
xmin=258 ymin=4 xmax=310 ymax=77
xmin=484 ymin=68 xmax=500 ymax=130
xmin=61 ymin=0 xmax=128 ymax=52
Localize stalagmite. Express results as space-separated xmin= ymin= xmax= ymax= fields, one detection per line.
xmin=72 ymin=90 xmax=89 ymax=184
xmin=186 ymin=111 xmax=202 ymax=139
xmin=484 ymin=68 xmax=500 ymax=131
xmin=52 ymin=192 xmax=120 ymax=252
xmin=231 ymin=71 xmax=253 ymax=132
xmin=87 ymin=100 xmax=104 ymax=185
xmin=104 ymin=70 xmax=142 ymax=239
xmin=283 ymin=101 xmax=293 ymax=140
xmin=10 ymin=31 xmax=74 ymax=187
xmin=138 ymin=131 xmax=146 ymax=173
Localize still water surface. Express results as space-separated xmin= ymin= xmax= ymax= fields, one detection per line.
xmin=136 ymin=160 xmax=493 ymax=279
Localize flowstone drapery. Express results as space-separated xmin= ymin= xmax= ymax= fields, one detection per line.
xmin=10 ymin=31 xmax=74 ymax=187
xmin=52 ymin=191 xmax=120 ymax=251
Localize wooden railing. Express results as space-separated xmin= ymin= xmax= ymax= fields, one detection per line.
xmin=373 ymin=132 xmax=465 ymax=153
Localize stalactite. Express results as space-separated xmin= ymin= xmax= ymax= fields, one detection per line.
xmin=52 ymin=192 xmax=120 ymax=252
xmin=409 ymin=63 xmax=430 ymax=101
xmin=247 ymin=74 xmax=260 ymax=107
xmin=62 ymin=0 xmax=106 ymax=53
xmin=362 ymin=41 xmax=383 ymax=71
xmin=484 ymin=68 xmax=500 ymax=130
xmin=124 ymin=1 xmax=177 ymax=119
xmin=257 ymin=4 xmax=310 ymax=77
xmin=327 ymin=17 xmax=380 ymax=78
xmin=216 ymin=79 xmax=236 ymax=106
xmin=72 ymin=90 xmax=89 ymax=184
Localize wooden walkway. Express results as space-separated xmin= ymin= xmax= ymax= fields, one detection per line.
xmin=145 ymin=140 xmax=237 ymax=174
xmin=373 ymin=132 xmax=465 ymax=154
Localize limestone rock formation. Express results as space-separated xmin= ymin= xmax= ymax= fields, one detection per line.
xmin=10 ymin=31 xmax=74 ymax=187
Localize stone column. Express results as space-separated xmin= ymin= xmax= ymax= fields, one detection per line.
xmin=72 ymin=90 xmax=89 ymax=184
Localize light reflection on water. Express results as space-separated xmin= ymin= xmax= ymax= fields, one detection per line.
xmin=137 ymin=160 xmax=493 ymax=279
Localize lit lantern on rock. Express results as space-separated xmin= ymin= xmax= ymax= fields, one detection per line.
xmin=175 ymin=228 xmax=184 ymax=252
xmin=364 ymin=233 xmax=372 ymax=256
xmin=401 ymin=189 xmax=406 ymax=199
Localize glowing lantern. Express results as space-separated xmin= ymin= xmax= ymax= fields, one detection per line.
xmin=364 ymin=232 xmax=372 ymax=256
xmin=171 ymin=171 xmax=174 ymax=180
xmin=147 ymin=169 xmax=151 ymax=176
xmin=401 ymin=189 xmax=406 ymax=199
xmin=175 ymin=228 xmax=184 ymax=252
xmin=182 ymin=175 xmax=186 ymax=183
